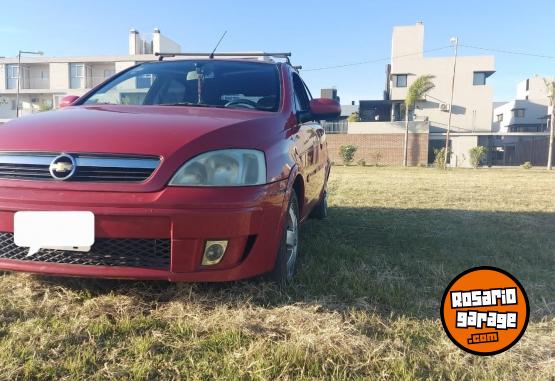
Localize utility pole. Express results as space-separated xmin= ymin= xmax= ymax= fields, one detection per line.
xmin=15 ymin=50 xmax=43 ymax=118
xmin=444 ymin=37 xmax=459 ymax=168
xmin=548 ymin=104 xmax=554 ymax=170
xmin=547 ymin=79 xmax=555 ymax=170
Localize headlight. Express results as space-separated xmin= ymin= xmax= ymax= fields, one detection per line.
xmin=169 ymin=149 xmax=266 ymax=186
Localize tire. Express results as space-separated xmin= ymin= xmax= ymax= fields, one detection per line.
xmin=269 ymin=192 xmax=300 ymax=286
xmin=310 ymin=188 xmax=328 ymax=219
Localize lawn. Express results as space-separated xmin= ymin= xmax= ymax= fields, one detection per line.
xmin=0 ymin=167 xmax=553 ymax=380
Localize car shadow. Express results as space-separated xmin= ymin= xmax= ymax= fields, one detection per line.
xmin=29 ymin=206 xmax=555 ymax=322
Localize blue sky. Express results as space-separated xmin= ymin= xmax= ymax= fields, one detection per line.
xmin=2 ymin=0 xmax=554 ymax=102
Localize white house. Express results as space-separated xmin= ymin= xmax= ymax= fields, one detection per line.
xmin=388 ymin=23 xmax=495 ymax=167
xmin=0 ymin=28 xmax=180 ymax=121
xmin=493 ymin=75 xmax=552 ymax=133
xmin=388 ymin=23 xmax=495 ymax=134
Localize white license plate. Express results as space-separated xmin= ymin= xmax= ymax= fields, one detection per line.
xmin=14 ymin=211 xmax=95 ymax=256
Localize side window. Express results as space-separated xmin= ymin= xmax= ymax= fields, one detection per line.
xmin=292 ymin=73 xmax=310 ymax=112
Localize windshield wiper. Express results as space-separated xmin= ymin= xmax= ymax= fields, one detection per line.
xmin=158 ymin=102 xmax=225 ymax=108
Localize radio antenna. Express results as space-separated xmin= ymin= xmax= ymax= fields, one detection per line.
xmin=209 ymin=31 xmax=228 ymax=59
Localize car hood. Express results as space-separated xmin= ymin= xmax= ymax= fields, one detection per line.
xmin=0 ymin=105 xmax=282 ymax=157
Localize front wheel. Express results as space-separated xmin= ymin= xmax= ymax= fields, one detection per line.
xmin=269 ymin=192 xmax=299 ymax=286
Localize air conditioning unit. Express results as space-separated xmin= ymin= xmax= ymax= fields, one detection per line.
xmin=439 ymin=103 xmax=450 ymax=112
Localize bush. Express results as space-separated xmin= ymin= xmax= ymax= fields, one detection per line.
xmin=339 ymin=145 xmax=357 ymax=166
xmin=433 ymin=148 xmax=450 ymax=169
xmin=347 ymin=112 xmax=361 ymax=122
xmin=521 ymin=161 xmax=532 ymax=169
xmin=469 ymin=146 xmax=487 ymax=168
xmin=38 ymin=103 xmax=52 ymax=112
xmin=357 ymin=159 xmax=366 ymax=166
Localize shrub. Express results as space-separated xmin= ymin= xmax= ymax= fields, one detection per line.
xmin=38 ymin=103 xmax=52 ymax=112
xmin=433 ymin=148 xmax=450 ymax=169
xmin=347 ymin=112 xmax=361 ymax=122
xmin=521 ymin=161 xmax=532 ymax=169
xmin=357 ymin=159 xmax=366 ymax=166
xmin=469 ymin=146 xmax=487 ymax=168
xmin=339 ymin=145 xmax=357 ymax=166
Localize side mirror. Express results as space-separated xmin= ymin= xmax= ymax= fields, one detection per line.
xmin=309 ymin=98 xmax=341 ymax=121
xmin=59 ymin=95 xmax=80 ymax=108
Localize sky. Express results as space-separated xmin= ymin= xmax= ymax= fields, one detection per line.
xmin=1 ymin=0 xmax=554 ymax=103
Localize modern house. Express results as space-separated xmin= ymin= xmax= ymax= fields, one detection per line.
xmin=493 ymin=76 xmax=551 ymax=133
xmin=387 ymin=23 xmax=497 ymax=167
xmin=351 ymin=23 xmax=496 ymax=167
xmin=0 ymin=29 xmax=180 ymax=121
xmin=486 ymin=76 xmax=553 ymax=165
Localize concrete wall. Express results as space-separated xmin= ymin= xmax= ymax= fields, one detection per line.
xmin=450 ymin=135 xmax=479 ymax=168
xmin=49 ymin=63 xmax=69 ymax=90
xmin=389 ymin=24 xmax=495 ymax=133
xmin=153 ymin=32 xmax=181 ymax=54
xmin=327 ymin=133 xmax=429 ymax=166
xmin=516 ymin=76 xmax=552 ymax=101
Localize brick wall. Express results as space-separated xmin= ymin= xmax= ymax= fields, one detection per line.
xmin=326 ymin=133 xmax=429 ymax=166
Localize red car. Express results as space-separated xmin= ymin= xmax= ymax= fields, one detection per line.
xmin=0 ymin=53 xmax=340 ymax=284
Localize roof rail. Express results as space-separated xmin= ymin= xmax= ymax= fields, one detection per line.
xmin=154 ymin=52 xmax=292 ymax=64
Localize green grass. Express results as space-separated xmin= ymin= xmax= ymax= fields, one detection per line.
xmin=0 ymin=166 xmax=553 ymax=380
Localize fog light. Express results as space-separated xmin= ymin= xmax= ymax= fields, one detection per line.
xmin=202 ymin=240 xmax=228 ymax=266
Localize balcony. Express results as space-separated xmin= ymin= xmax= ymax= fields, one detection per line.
xmin=69 ymin=63 xmax=116 ymax=90
xmin=5 ymin=64 xmax=50 ymax=91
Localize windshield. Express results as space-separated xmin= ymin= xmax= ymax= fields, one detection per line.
xmin=80 ymin=60 xmax=281 ymax=112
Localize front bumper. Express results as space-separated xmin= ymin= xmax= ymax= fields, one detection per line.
xmin=0 ymin=180 xmax=288 ymax=281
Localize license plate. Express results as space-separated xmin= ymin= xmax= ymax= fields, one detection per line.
xmin=14 ymin=211 xmax=95 ymax=256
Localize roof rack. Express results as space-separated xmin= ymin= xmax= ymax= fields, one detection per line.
xmin=154 ymin=52 xmax=292 ymax=64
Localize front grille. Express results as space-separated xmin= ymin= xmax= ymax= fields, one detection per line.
xmin=0 ymin=233 xmax=171 ymax=270
xmin=0 ymin=153 xmax=160 ymax=182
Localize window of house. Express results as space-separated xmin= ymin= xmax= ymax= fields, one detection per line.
xmin=41 ymin=70 xmax=49 ymax=80
xmin=513 ymin=108 xmax=525 ymax=118
xmin=7 ymin=65 xmax=19 ymax=78
xmin=6 ymin=65 xmax=19 ymax=89
xmin=473 ymin=72 xmax=487 ymax=86
xmin=395 ymin=74 xmax=407 ymax=87
xmin=496 ymin=114 xmax=503 ymax=122
xmin=70 ymin=63 xmax=85 ymax=89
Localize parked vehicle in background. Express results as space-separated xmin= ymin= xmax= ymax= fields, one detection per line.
xmin=0 ymin=53 xmax=340 ymax=285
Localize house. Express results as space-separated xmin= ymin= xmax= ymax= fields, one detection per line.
xmin=486 ymin=76 xmax=553 ymax=165
xmin=493 ymin=76 xmax=552 ymax=133
xmin=0 ymin=29 xmax=180 ymax=121
xmin=387 ymin=22 xmax=496 ymax=167
xmin=351 ymin=23 xmax=496 ymax=167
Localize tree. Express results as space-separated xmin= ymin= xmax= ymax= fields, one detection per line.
xmin=403 ymin=75 xmax=435 ymax=166
xmin=546 ymin=79 xmax=555 ymax=170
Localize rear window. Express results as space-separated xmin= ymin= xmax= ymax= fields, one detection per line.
xmin=80 ymin=60 xmax=281 ymax=112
